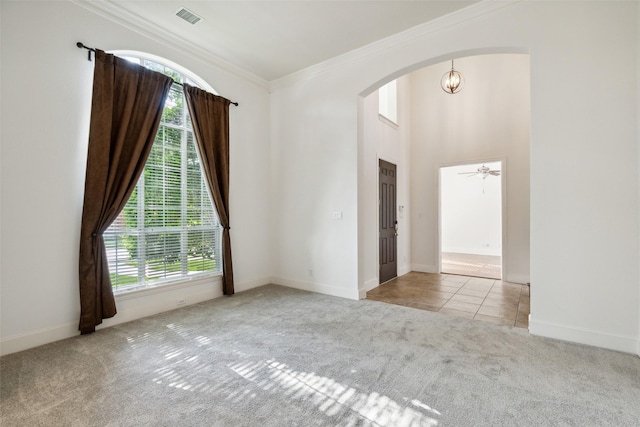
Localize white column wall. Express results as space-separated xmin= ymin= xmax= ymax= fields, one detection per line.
xmin=0 ymin=1 xmax=272 ymax=354
xmin=269 ymin=77 xmax=360 ymax=298
xmin=270 ymin=1 xmax=639 ymax=353
xmin=526 ymin=3 xmax=637 ymax=353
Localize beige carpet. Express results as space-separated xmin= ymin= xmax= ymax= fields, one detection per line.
xmin=2 ymin=285 xmax=639 ymax=426
xmin=441 ymin=252 xmax=501 ymax=279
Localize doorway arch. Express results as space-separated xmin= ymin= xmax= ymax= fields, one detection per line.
xmin=357 ymin=49 xmax=531 ymax=298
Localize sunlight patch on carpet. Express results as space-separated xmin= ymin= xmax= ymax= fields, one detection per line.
xmin=229 ymin=358 xmax=440 ymax=426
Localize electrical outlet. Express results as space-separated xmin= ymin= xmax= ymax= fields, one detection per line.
xmin=177 ymin=299 xmax=186 ymax=306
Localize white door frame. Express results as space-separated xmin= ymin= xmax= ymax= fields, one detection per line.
xmin=437 ymin=157 xmax=507 ymax=279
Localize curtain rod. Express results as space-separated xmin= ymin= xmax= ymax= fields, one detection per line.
xmin=76 ymin=42 xmax=239 ymax=106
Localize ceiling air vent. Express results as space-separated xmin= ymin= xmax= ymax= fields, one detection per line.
xmin=175 ymin=7 xmax=202 ymax=25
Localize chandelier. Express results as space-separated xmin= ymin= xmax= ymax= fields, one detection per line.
xmin=441 ymin=59 xmax=464 ymax=94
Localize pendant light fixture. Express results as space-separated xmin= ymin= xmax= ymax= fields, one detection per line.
xmin=441 ymin=59 xmax=464 ymax=94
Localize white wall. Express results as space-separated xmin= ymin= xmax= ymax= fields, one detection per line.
xmin=359 ymin=76 xmax=412 ymax=295
xmin=410 ymin=54 xmax=529 ymax=283
xmin=637 ymin=1 xmax=640 ymax=357
xmin=270 ymin=1 xmax=639 ymax=353
xmin=269 ymin=75 xmax=359 ymax=299
xmin=0 ymin=1 xmax=272 ymax=355
xmin=441 ymin=162 xmax=502 ymax=257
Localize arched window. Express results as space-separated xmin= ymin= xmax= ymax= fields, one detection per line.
xmin=104 ymin=53 xmax=221 ymax=293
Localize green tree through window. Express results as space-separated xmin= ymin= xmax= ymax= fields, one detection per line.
xmin=104 ymin=56 xmax=222 ymax=292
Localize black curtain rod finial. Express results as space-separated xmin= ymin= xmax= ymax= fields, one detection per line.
xmin=76 ymin=41 xmax=95 ymax=61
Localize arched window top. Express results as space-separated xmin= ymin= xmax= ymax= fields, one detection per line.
xmin=109 ymin=50 xmax=217 ymax=94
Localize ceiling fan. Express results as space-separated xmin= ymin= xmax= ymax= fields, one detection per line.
xmin=458 ymin=164 xmax=501 ymax=179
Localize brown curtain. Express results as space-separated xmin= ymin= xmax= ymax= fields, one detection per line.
xmin=79 ymin=50 xmax=173 ymax=334
xmin=183 ymin=84 xmax=234 ymax=295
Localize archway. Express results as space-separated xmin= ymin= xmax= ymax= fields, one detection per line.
xmin=358 ymin=51 xmax=530 ymax=328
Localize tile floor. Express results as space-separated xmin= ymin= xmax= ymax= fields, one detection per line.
xmin=366 ymin=272 xmax=530 ymax=328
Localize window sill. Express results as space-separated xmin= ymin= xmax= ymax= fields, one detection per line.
xmin=378 ymin=114 xmax=399 ymax=129
xmin=114 ymin=273 xmax=222 ymax=302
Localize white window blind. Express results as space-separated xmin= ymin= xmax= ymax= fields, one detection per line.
xmin=104 ymin=58 xmax=222 ymax=293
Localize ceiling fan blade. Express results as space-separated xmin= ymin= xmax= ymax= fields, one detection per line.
xmin=489 ymin=171 xmax=500 ymax=175
xmin=458 ymin=172 xmax=478 ymax=175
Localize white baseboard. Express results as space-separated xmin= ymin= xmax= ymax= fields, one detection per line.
xmin=0 ymin=275 xmax=272 ymax=356
xmin=503 ymin=274 xmax=529 ymax=285
xmin=0 ymin=321 xmax=79 ymax=357
xmin=365 ymin=277 xmax=379 ymax=291
xmin=358 ymin=266 xmax=410 ymax=299
xmin=411 ymin=264 xmax=438 ymax=273
xmin=358 ymin=277 xmax=380 ymax=299
xmin=398 ymin=264 xmax=411 ymax=276
xmin=529 ymin=316 xmax=639 ymax=355
xmin=272 ymin=276 xmax=359 ymax=300
xmin=234 ymin=276 xmax=273 ymax=293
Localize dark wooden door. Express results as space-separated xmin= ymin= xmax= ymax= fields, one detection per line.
xmin=379 ymin=159 xmax=397 ymax=283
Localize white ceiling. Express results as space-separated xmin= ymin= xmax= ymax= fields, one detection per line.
xmin=102 ymin=1 xmax=478 ymax=81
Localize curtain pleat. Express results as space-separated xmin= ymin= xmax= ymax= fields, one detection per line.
xmin=78 ymin=50 xmax=174 ymax=334
xmin=183 ymin=84 xmax=234 ymax=295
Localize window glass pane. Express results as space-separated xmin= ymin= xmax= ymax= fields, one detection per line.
xmin=379 ymin=79 xmax=398 ymax=124
xmin=162 ymin=87 xmax=184 ymax=126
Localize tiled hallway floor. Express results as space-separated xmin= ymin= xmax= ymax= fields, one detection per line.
xmin=367 ymin=272 xmax=530 ymax=328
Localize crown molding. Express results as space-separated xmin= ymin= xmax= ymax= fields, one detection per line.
xmin=71 ymin=0 xmax=269 ymax=89
xmin=269 ymin=0 xmax=523 ymax=91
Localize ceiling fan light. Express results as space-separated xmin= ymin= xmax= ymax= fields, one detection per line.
xmin=458 ymin=164 xmax=501 ymax=179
